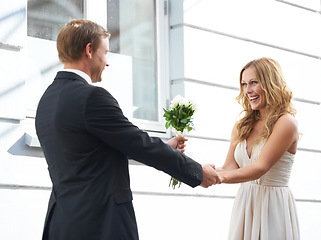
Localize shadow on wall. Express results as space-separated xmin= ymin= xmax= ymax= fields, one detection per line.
xmin=0 ymin=6 xmax=25 ymax=44
xmin=8 ymin=134 xmax=44 ymax=158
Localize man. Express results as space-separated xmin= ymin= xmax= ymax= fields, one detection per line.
xmin=36 ymin=19 xmax=220 ymax=240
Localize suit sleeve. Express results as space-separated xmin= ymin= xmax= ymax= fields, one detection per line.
xmin=84 ymin=87 xmax=203 ymax=187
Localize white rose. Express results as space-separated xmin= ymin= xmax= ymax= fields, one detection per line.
xmin=170 ymin=95 xmax=183 ymax=109
xmin=189 ymin=99 xmax=197 ymax=111
xmin=180 ymin=97 xmax=190 ymax=107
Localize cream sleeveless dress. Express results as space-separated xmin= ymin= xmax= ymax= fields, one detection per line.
xmin=228 ymin=140 xmax=300 ymax=240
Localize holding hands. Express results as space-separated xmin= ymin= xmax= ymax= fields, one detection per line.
xmin=167 ymin=136 xmax=221 ymax=188
xmin=200 ymin=164 xmax=221 ymax=188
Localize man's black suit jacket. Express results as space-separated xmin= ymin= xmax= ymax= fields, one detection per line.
xmin=35 ymin=71 xmax=203 ymax=240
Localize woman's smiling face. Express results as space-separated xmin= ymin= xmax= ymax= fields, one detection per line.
xmin=241 ymin=67 xmax=267 ymax=111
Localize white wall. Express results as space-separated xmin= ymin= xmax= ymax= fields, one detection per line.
xmin=162 ymin=0 xmax=321 ymax=239
xmin=1 ymin=1 xmax=321 ymax=239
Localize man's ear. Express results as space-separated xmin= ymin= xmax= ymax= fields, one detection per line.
xmin=85 ymin=43 xmax=93 ymax=59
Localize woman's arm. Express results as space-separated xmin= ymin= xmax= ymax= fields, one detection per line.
xmin=216 ymin=123 xmax=240 ymax=172
xmin=218 ymin=114 xmax=298 ymax=183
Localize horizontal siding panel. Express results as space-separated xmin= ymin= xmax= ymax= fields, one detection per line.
xmin=185 ymin=138 xmax=240 ymax=197
xmin=172 ymin=81 xmax=242 ymax=140
xmin=181 ymin=79 xmax=321 ymax=151
xmin=129 ymin=163 xmax=239 ymax=198
xmin=0 ymin=49 xmax=26 ymax=120
xmin=180 ymin=26 xmax=321 ymax=103
xmin=173 ymin=80 xmax=321 ymax=151
xmin=296 ymin=201 xmax=321 ymax=239
xmin=186 ymin=138 xmax=231 ymax=166
xmin=0 ymin=189 xmax=49 ymax=240
xmin=283 ymin=0 xmax=321 ymax=11
xmin=133 ymin=194 xmax=234 ymax=240
xmin=0 ymin=122 xmax=50 ymax=187
xmin=0 ymin=152 xmax=51 ymax=187
xmin=172 ymin=0 xmax=321 ymax=57
xmin=294 ymin=101 xmax=321 ymax=151
xmin=290 ymin=151 xmax=321 ymax=200
xmin=1 ymin=182 xmax=319 ymax=240
xmin=26 ymin=37 xmax=62 ymax=113
xmin=0 ymin=1 xmax=26 ymax=47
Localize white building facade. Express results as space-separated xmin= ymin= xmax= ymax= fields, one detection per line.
xmin=1 ymin=0 xmax=320 ymax=239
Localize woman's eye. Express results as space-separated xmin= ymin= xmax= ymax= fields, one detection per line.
xmin=251 ymin=81 xmax=258 ymax=85
xmin=241 ymin=83 xmax=247 ymax=87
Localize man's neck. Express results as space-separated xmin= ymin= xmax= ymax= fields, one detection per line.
xmin=65 ymin=58 xmax=91 ymax=72
xmin=63 ymin=61 xmax=92 ymax=84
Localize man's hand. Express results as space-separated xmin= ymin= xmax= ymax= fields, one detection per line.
xmin=167 ymin=136 xmax=188 ymax=153
xmin=200 ymin=164 xmax=221 ymax=188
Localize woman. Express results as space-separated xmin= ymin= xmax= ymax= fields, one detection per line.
xmin=217 ymin=57 xmax=300 ymax=239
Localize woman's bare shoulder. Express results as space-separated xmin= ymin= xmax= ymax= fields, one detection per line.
xmin=277 ymin=114 xmax=298 ymax=128
xmin=274 ymin=114 xmax=298 ymax=140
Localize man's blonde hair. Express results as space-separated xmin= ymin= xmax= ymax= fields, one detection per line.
xmin=57 ymin=19 xmax=111 ymax=63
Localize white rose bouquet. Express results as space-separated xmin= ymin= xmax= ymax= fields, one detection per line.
xmin=163 ymin=95 xmax=197 ymax=189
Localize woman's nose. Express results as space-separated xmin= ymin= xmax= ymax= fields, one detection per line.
xmin=245 ymin=85 xmax=253 ymax=93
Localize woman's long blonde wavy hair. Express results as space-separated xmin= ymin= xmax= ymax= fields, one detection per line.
xmin=235 ymin=57 xmax=296 ymax=145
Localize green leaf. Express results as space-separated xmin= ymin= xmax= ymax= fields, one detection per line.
xmin=181 ymin=118 xmax=187 ymax=124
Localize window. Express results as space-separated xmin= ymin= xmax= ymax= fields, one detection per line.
xmin=107 ymin=1 xmax=158 ymax=121
xmin=26 ymin=0 xmax=168 ymax=134
xmin=27 ymin=0 xmax=84 ymax=41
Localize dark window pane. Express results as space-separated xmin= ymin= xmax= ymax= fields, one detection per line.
xmin=27 ymin=0 xmax=83 ymax=41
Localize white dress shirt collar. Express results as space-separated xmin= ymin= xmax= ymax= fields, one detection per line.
xmin=62 ymin=69 xmax=92 ymax=84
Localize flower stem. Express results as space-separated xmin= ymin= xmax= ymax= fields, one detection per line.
xmin=169 ymin=177 xmax=181 ymax=189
